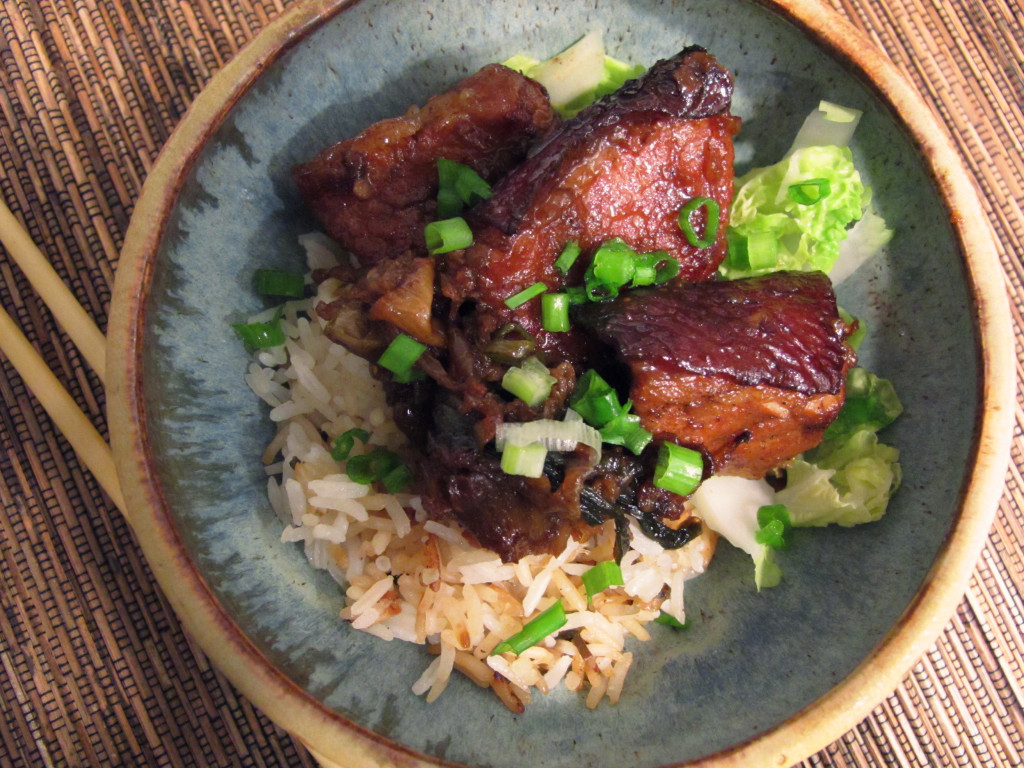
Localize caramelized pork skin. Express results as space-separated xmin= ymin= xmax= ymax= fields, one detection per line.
xmin=442 ymin=47 xmax=740 ymax=362
xmin=576 ymin=271 xmax=857 ymax=478
xmin=293 ymin=64 xmax=556 ymax=267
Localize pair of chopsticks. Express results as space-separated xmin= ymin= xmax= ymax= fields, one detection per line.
xmin=0 ymin=199 xmax=126 ymax=513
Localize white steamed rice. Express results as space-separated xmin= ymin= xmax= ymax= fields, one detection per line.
xmin=245 ymin=233 xmax=715 ymax=710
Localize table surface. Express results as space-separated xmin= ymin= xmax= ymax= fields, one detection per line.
xmin=0 ymin=1 xmax=1021 ymax=766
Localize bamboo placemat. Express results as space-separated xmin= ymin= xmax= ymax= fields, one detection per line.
xmin=0 ymin=1 xmax=1020 ymax=766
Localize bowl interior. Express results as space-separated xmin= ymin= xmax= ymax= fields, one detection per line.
xmin=140 ymin=0 xmax=976 ymax=765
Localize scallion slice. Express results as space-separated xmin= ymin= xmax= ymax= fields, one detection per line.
xmin=255 ymin=268 xmax=305 ymax=298
xmin=584 ymin=238 xmax=636 ymax=300
xmin=346 ymin=447 xmax=408 ymax=489
xmin=754 ymin=503 xmax=791 ymax=549
xmin=483 ymin=323 xmax=537 ymax=364
xmin=565 ymin=285 xmax=588 ymax=305
xmin=425 ymin=217 xmax=474 ymax=254
xmin=787 ymin=178 xmax=831 ymax=205
xmin=582 ymin=560 xmax=624 ymax=602
xmin=554 ymin=241 xmax=581 ymax=273
xmin=381 ymin=462 xmax=414 ymax=493
xmin=677 ymin=196 xmax=720 ymax=248
xmin=653 ymin=442 xmax=704 ymax=496
xmin=501 ymin=357 xmax=556 ymax=407
xmin=632 ymin=260 xmax=656 ymax=287
xmin=377 ymin=333 xmax=426 ymax=380
xmin=504 ymin=281 xmax=547 ymax=309
xmin=652 ymin=257 xmax=680 ymax=284
xmin=630 ymin=250 xmax=678 ymax=287
xmin=541 ymin=292 xmax=571 ymax=332
xmin=437 ymin=158 xmax=492 ymax=217
xmin=499 ymin=441 xmax=548 ymax=478
xmin=330 ymin=427 xmax=370 ymax=462
xmin=599 ymin=412 xmax=653 ymax=455
xmin=569 ymin=369 xmax=624 ymax=427
xmin=491 ymin=600 xmax=567 ymax=655
xmin=232 ymin=310 xmax=286 ymax=349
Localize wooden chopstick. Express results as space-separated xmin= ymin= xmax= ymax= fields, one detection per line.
xmin=0 ymin=304 xmax=126 ymax=513
xmin=0 ymin=198 xmax=125 ymax=512
xmin=0 ymin=201 xmax=107 ymax=383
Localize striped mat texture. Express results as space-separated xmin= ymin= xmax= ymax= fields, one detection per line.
xmin=0 ymin=1 xmax=1021 ymax=766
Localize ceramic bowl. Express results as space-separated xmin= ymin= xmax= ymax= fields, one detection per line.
xmin=106 ymin=0 xmax=1014 ymax=766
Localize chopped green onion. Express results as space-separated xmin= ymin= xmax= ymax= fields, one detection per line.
xmin=599 ymin=412 xmax=653 ymax=455
xmin=653 ymin=257 xmax=680 ymax=284
xmin=330 ymin=427 xmax=370 ymax=462
xmin=565 ymin=285 xmax=588 ymax=305
xmin=504 ymin=281 xmax=547 ymax=309
xmin=491 ymin=600 xmax=567 ymax=655
xmin=437 ymin=158 xmax=491 ymax=217
xmin=484 ymin=323 xmax=537 ymax=364
xmin=632 ymin=262 xmax=655 ymax=287
xmin=346 ymin=447 xmax=408 ymax=489
xmin=582 ymin=560 xmax=624 ymax=602
xmin=787 ymin=178 xmax=832 ymax=205
xmin=723 ymin=231 xmax=778 ymax=274
xmin=381 ymin=462 xmax=414 ymax=493
xmin=653 ymin=442 xmax=704 ymax=497
xmin=630 ymin=250 xmax=679 ymax=287
xmin=630 ymin=255 xmax=657 ymax=286
xmin=677 ymin=196 xmax=720 ymax=248
xmin=377 ymin=333 xmax=426 ymax=380
xmin=569 ymin=369 xmax=625 ymax=427
xmin=436 ymin=188 xmax=462 ymax=221
xmin=425 ymin=217 xmax=474 ymax=254
xmin=501 ymin=356 xmax=556 ymax=407
xmin=232 ymin=309 xmax=286 ymax=349
xmin=541 ymin=293 xmax=571 ymax=332
xmin=554 ymin=241 xmax=582 ymax=273
xmin=499 ymin=442 xmax=548 ymax=478
xmin=584 ymin=238 xmax=636 ymax=299
xmin=255 ymin=268 xmax=305 ymax=298
xmin=654 ymin=611 xmax=688 ymax=630
xmin=755 ymin=503 xmax=791 ymax=549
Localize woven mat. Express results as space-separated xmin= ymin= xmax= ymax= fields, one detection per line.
xmin=0 ymin=1 xmax=1020 ymax=766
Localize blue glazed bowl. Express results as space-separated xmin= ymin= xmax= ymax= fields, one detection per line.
xmin=107 ymin=0 xmax=1014 ymax=766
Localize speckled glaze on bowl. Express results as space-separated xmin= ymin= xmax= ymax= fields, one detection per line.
xmin=106 ymin=0 xmax=1014 ymax=766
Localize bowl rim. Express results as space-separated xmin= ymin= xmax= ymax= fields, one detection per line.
xmin=106 ymin=0 xmax=1016 ymax=766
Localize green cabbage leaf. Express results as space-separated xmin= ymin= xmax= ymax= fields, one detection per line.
xmin=720 ymin=144 xmax=870 ymax=279
xmin=776 ymin=369 xmax=903 ymax=527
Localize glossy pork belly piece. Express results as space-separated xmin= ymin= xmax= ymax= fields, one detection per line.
xmin=577 ymin=271 xmax=856 ymax=478
xmin=293 ymin=64 xmax=556 ymax=267
xmin=442 ymin=47 xmax=740 ymax=361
